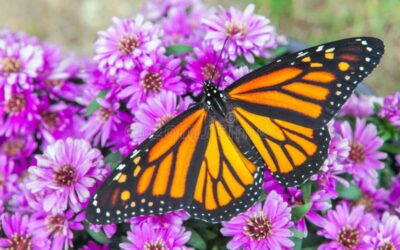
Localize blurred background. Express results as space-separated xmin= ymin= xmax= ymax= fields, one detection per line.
xmin=0 ymin=0 xmax=398 ymax=95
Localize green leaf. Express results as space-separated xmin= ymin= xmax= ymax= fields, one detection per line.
xmin=292 ymin=203 xmax=311 ymax=221
xmin=233 ymin=55 xmax=248 ymax=67
xmin=293 ymin=236 xmax=303 ymax=250
xmin=104 ymin=151 xmax=122 ymax=170
xmin=273 ymin=46 xmax=288 ymax=57
xmin=382 ymin=143 xmax=400 ymax=154
xmin=379 ymin=164 xmax=395 ymax=188
xmin=257 ymin=189 xmax=267 ymax=202
xmin=291 ymin=228 xmax=306 ymax=239
xmin=197 ymin=228 xmax=218 ymax=241
xmin=187 ymin=229 xmax=207 ymax=250
xmin=301 ymin=181 xmax=312 ymax=203
xmin=86 ymin=90 xmax=108 ymax=116
xmin=336 ymin=182 xmax=361 ymax=201
xmin=184 ymin=219 xmax=210 ymax=229
xmin=86 ymin=224 xmax=111 ymax=244
xmin=166 ymin=44 xmax=193 ymax=56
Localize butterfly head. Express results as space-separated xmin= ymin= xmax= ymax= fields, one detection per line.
xmin=202 ymin=80 xmax=229 ymax=115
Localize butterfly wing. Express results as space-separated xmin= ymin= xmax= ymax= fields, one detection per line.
xmin=87 ymin=104 xmax=263 ymax=224
xmin=86 ymin=105 xmax=209 ymax=224
xmin=226 ymin=37 xmax=384 ymax=186
xmin=233 ymin=106 xmax=329 ymax=186
xmin=187 ymin=117 xmax=264 ymax=223
xmin=226 ymin=37 xmax=384 ymax=128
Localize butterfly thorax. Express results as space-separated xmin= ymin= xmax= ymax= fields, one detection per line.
xmin=202 ymin=81 xmax=229 ymax=117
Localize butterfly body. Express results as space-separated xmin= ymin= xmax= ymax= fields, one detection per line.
xmin=87 ymin=37 xmax=384 ymax=224
xmin=202 ymin=80 xmax=229 ymax=116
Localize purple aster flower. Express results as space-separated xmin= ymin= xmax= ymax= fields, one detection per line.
xmin=311 ymin=121 xmax=350 ymax=198
xmin=0 ymin=133 xmax=37 ymax=164
xmin=89 ymin=223 xmax=117 ymax=238
xmin=80 ymin=59 xmax=118 ymax=92
xmin=40 ymin=43 xmax=81 ymax=100
xmin=107 ymin=122 xmax=135 ymax=156
xmin=0 ymin=28 xmax=39 ymax=45
xmin=0 ymin=199 xmax=3 ymax=214
xmin=262 ymin=171 xmax=287 ymax=198
xmin=0 ymin=42 xmax=43 ymax=89
xmin=141 ymin=0 xmax=196 ymax=20
xmin=0 ymin=213 xmax=50 ymax=250
xmin=161 ymin=3 xmax=207 ymax=46
xmin=0 ymin=88 xmax=40 ymax=136
xmin=364 ymin=212 xmax=400 ymax=249
xmin=339 ymin=94 xmax=377 ymax=118
xmin=339 ymin=118 xmax=387 ymax=186
xmin=223 ymin=65 xmax=251 ymax=87
xmin=388 ymin=176 xmax=400 ymax=212
xmin=221 ymin=191 xmax=294 ymax=250
xmin=202 ymin=4 xmax=282 ymax=63
xmin=379 ymin=92 xmax=400 ymax=128
xmin=37 ymin=100 xmax=82 ymax=145
xmin=130 ymin=91 xmax=191 ymax=145
xmin=94 ymin=16 xmax=162 ymax=76
xmin=354 ymin=181 xmax=389 ymax=216
xmin=80 ymin=241 xmax=109 ymax=250
xmin=287 ymin=188 xmax=331 ymax=236
xmin=117 ymin=49 xmax=186 ymax=109
xmin=184 ymin=44 xmax=232 ymax=95
xmin=0 ymin=155 xmax=18 ymax=201
xmin=29 ymin=209 xmax=85 ymax=250
xmin=82 ymin=96 xmax=132 ymax=147
xmin=317 ymin=203 xmax=374 ymax=250
xmin=128 ymin=210 xmax=189 ymax=229
xmin=396 ymin=155 xmax=400 ymax=167
xmin=26 ymin=138 xmax=106 ymax=213
xmin=120 ymin=222 xmax=191 ymax=250
xmin=7 ymin=176 xmax=40 ymax=214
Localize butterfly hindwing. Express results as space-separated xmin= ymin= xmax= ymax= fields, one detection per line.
xmin=86 ymin=106 xmax=209 ymax=224
xmin=187 ymin=117 xmax=264 ymax=222
xmin=233 ymin=106 xmax=329 ymax=186
xmin=227 ymin=37 xmax=384 ymax=128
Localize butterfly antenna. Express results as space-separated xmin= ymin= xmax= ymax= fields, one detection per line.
xmin=211 ymin=37 xmax=229 ymax=88
xmin=157 ymin=64 xmax=197 ymax=83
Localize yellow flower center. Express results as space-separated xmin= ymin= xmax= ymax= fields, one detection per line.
xmin=244 ymin=211 xmax=273 ymax=240
xmin=118 ymin=35 xmax=140 ymax=55
xmin=2 ymin=58 xmax=21 ymax=74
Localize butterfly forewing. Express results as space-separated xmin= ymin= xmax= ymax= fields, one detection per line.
xmin=227 ymin=37 xmax=384 ymax=128
xmin=226 ymin=37 xmax=383 ymax=186
xmin=86 ymin=106 xmax=210 ymax=224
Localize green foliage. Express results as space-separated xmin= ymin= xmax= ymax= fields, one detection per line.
xmin=292 ymin=203 xmax=312 ymax=222
xmin=187 ymin=229 xmax=207 ymax=250
xmin=85 ymin=223 xmax=111 ymax=244
xmin=301 ymin=181 xmax=312 ymax=204
xmin=104 ymin=151 xmax=122 ymax=170
xmin=166 ymin=44 xmax=194 ymax=56
xmin=86 ymin=90 xmax=108 ymax=116
xmin=336 ymin=182 xmax=362 ymax=201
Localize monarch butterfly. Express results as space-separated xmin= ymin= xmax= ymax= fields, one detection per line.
xmin=86 ymin=37 xmax=384 ymax=224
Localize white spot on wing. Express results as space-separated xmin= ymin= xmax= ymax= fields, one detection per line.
xmin=116 ymin=164 xmax=126 ymax=171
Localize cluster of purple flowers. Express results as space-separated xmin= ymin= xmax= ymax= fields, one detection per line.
xmin=0 ymin=0 xmax=399 ymax=249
